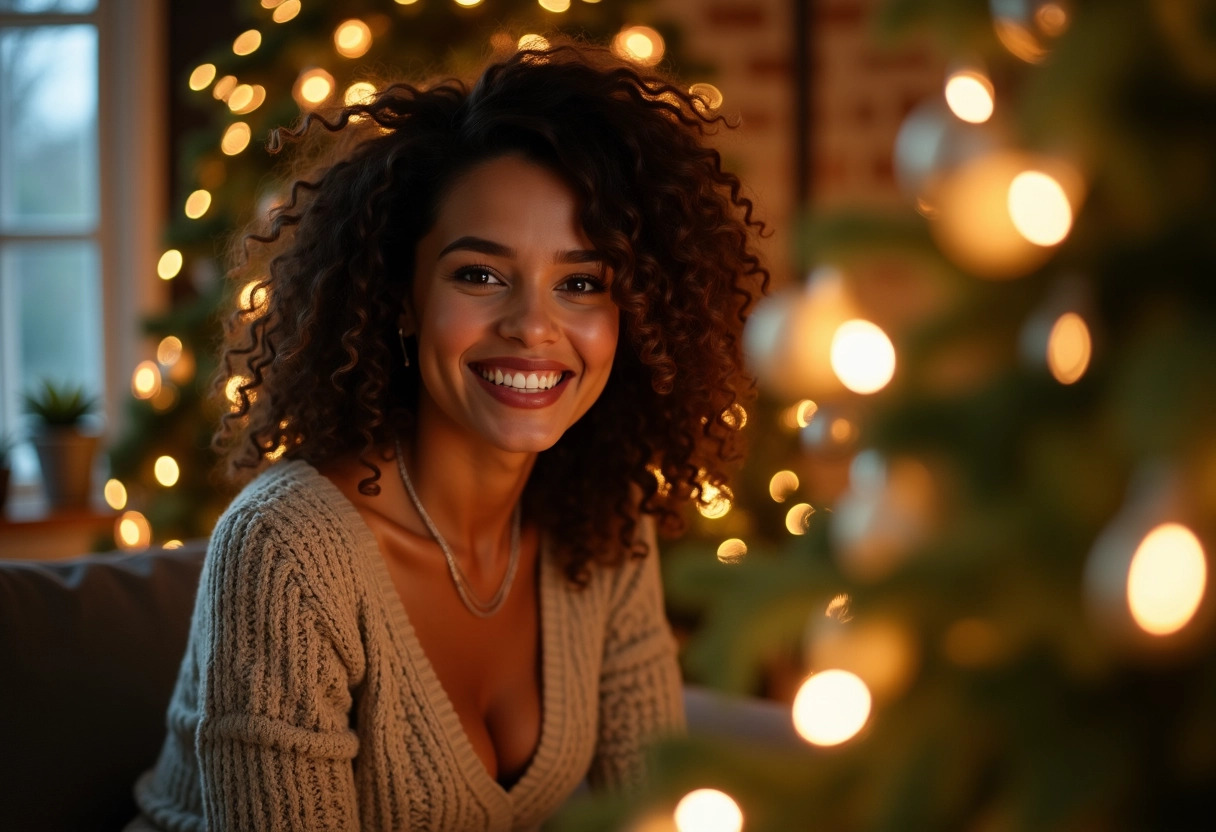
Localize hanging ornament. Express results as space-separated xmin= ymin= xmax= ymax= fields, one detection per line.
xmin=989 ymin=0 xmax=1071 ymax=63
xmin=829 ymin=450 xmax=939 ymax=582
xmin=1084 ymin=464 xmax=1212 ymax=654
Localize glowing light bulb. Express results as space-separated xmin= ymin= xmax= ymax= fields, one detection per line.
xmin=157 ymin=249 xmax=183 ymax=280
xmin=132 ymin=361 xmax=162 ymax=400
xmin=233 ymin=29 xmax=261 ymax=56
xmin=154 ymin=456 xmax=180 ymax=487
xmin=212 ymin=75 xmax=237 ymax=101
xmin=769 ymin=470 xmax=799 ymax=503
xmin=538 ymin=0 xmax=570 ymax=12
xmin=1046 ymin=312 xmax=1091 ymax=384
xmin=334 ymin=19 xmax=372 ymax=58
xmin=785 ymin=502 xmax=815 ymax=535
xmin=673 ymin=789 xmax=743 ymax=832
xmin=518 ymin=34 xmax=550 ymax=51
xmin=104 ymin=479 xmax=127 ymax=510
xmin=294 ymin=68 xmax=335 ymax=108
xmin=273 ymin=0 xmax=301 ymax=23
xmin=221 ymin=122 xmax=252 ymax=155
xmin=344 ymin=81 xmax=377 ymax=106
xmin=1128 ymin=523 xmax=1207 ymax=636
xmin=1008 ymin=170 xmax=1072 ymax=246
xmin=830 ymin=319 xmax=896 ymax=394
xmin=612 ymin=26 xmax=665 ymax=66
xmin=716 ymin=538 xmax=747 ymax=564
xmin=188 ymin=63 xmax=216 ymax=91
xmin=944 ymin=69 xmax=994 ymax=124
xmin=116 ymin=511 xmax=152 ymax=550
xmin=184 ymin=189 xmax=211 ymax=219
xmin=792 ymin=669 xmax=871 ymax=746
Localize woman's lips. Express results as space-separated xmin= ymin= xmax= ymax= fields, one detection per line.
xmin=468 ymin=363 xmax=572 ymax=409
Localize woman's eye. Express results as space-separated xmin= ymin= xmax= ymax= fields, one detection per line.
xmin=560 ymin=275 xmax=606 ymax=294
xmin=454 ymin=267 xmax=502 ymax=286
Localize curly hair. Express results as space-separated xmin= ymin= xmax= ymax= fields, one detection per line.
xmin=215 ymin=42 xmax=769 ymax=584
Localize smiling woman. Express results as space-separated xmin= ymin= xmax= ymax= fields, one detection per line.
xmin=126 ymin=41 xmax=768 ymax=832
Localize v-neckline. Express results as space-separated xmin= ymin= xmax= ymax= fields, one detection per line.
xmin=311 ymin=462 xmax=561 ymax=811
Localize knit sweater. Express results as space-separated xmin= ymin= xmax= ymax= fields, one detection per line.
xmin=127 ymin=460 xmax=684 ymax=832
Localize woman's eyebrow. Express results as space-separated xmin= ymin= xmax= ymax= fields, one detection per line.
xmin=438 ymin=235 xmax=602 ymax=264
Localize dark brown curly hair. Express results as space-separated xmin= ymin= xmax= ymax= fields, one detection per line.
xmin=216 ymin=41 xmax=769 ymax=584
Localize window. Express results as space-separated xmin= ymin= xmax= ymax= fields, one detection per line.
xmin=0 ymin=0 xmax=165 ymax=493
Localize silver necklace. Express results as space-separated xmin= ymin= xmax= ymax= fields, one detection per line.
xmin=393 ymin=438 xmax=521 ymax=618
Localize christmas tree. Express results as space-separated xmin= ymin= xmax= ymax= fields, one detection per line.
xmin=555 ymin=1 xmax=1216 ymax=829
xmin=106 ymin=0 xmax=703 ymax=548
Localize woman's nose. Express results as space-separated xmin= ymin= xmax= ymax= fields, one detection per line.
xmin=498 ymin=286 xmax=559 ymax=347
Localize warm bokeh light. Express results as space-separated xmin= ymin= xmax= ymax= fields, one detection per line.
xmin=648 ymin=465 xmax=671 ymax=498
xmin=261 ymin=0 xmax=285 ymax=8
xmin=1046 ymin=312 xmax=1091 ymax=384
xmin=612 ymin=26 xmax=665 ymax=66
xmin=225 ymin=375 xmax=252 ymax=410
xmin=334 ymin=19 xmax=372 ymax=58
xmin=830 ymin=319 xmax=896 ymax=394
xmin=518 ymin=34 xmax=550 ymax=51
xmin=239 ymin=280 xmax=270 ymax=317
xmin=1128 ymin=523 xmax=1207 ymax=636
xmin=454 ymin=0 xmax=483 ymax=7
xmin=1036 ymin=2 xmax=1070 ymax=37
xmin=273 ymin=0 xmax=301 ymax=23
xmin=344 ymin=81 xmax=377 ymax=106
xmin=395 ymin=0 xmax=419 ymax=5
xmin=221 ymin=122 xmax=252 ymax=155
xmin=163 ymin=540 xmax=184 ymax=550
xmin=132 ymin=360 xmax=162 ymax=400
xmin=116 ymin=511 xmax=152 ymax=550
xmin=151 ymin=383 xmax=180 ymax=413
xmin=294 ymin=68 xmax=336 ymax=107
xmin=233 ymin=29 xmax=262 ymax=56
xmin=104 ymin=479 xmax=127 ymax=511
xmin=785 ymin=502 xmax=815 ymax=535
xmin=212 ymin=75 xmax=237 ymax=101
xmin=716 ymin=538 xmax=747 ymax=565
xmin=944 ymin=69 xmax=994 ymax=124
xmin=779 ymin=399 xmax=818 ymax=430
xmin=156 ymin=336 xmax=184 ymax=366
xmin=226 ymin=84 xmax=254 ymax=112
xmin=720 ymin=403 xmax=747 ymax=430
xmin=184 ymin=189 xmax=212 ymax=219
xmin=233 ymin=84 xmax=265 ymax=114
xmin=1008 ymin=170 xmax=1073 ymax=246
xmin=154 ymin=456 xmax=181 ymax=488
xmin=188 ymin=63 xmax=216 ymax=91
xmin=792 ymin=669 xmax=872 ymax=746
xmin=689 ymin=82 xmax=723 ymax=114
xmin=696 ymin=479 xmax=733 ymax=519
xmin=769 ymin=470 xmax=799 ymax=503
xmin=825 ymin=593 xmax=851 ymax=621
xmin=157 ymin=249 xmax=183 ymax=280
xmin=538 ymin=0 xmax=570 ymax=12
xmin=673 ymin=789 xmax=743 ymax=832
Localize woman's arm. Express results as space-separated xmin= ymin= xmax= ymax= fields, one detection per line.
xmin=588 ymin=517 xmax=686 ymax=791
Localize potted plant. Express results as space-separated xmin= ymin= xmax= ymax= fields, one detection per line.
xmin=23 ymin=379 xmax=101 ymax=509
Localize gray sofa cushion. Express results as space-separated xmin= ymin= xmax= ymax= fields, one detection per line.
xmin=0 ymin=542 xmax=206 ymax=832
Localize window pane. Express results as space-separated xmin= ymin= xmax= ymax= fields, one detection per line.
xmin=1 ymin=241 xmax=103 ymax=480
xmin=0 ymin=25 xmax=98 ymax=232
xmin=0 ymin=1 xmax=96 ymax=13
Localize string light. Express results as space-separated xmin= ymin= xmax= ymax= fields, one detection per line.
xmin=673 ymin=789 xmax=744 ymax=832
xmin=188 ymin=63 xmax=216 ymax=91
xmin=156 ymin=336 xmax=183 ymax=366
xmin=830 ymin=320 xmax=896 ymax=394
xmin=792 ymin=669 xmax=872 ymax=746
xmin=221 ymin=122 xmax=252 ymax=155
xmin=294 ymin=68 xmax=335 ymax=108
xmin=395 ymin=0 xmax=420 ymax=5
xmin=334 ymin=19 xmax=372 ymax=58
xmin=226 ymin=84 xmax=254 ymax=112
xmin=233 ymin=29 xmax=262 ymax=56
xmin=184 ymin=189 xmax=212 ymax=219
xmin=1127 ymin=523 xmax=1207 ymax=636
xmin=716 ymin=538 xmax=747 ymax=564
xmin=344 ymin=81 xmax=377 ymax=106
xmin=1008 ymin=170 xmax=1073 ymax=246
xmin=1046 ymin=312 xmax=1091 ymax=384
xmin=260 ymin=0 xmax=285 ymax=8
xmin=116 ymin=511 xmax=152 ymax=550
xmin=212 ymin=74 xmax=237 ymax=101
xmin=163 ymin=540 xmax=184 ymax=550
xmin=768 ymin=470 xmax=799 ymax=503
xmin=785 ymin=503 xmax=815 ymax=535
xmin=273 ymin=0 xmax=301 ymax=23
xmin=612 ymin=25 xmax=665 ymax=66
xmin=157 ymin=249 xmax=182 ymax=280
xmin=154 ymin=456 xmax=181 ymax=487
xmin=453 ymin=0 xmax=483 ymax=7
xmin=944 ymin=69 xmax=994 ymax=124
xmin=538 ymin=0 xmax=570 ymax=12
xmin=132 ymin=361 xmax=162 ymax=400
xmin=104 ymin=479 xmax=127 ymax=510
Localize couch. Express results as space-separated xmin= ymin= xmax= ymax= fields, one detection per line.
xmin=0 ymin=542 xmax=798 ymax=832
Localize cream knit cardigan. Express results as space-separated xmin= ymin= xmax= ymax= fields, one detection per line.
xmin=128 ymin=460 xmax=684 ymax=831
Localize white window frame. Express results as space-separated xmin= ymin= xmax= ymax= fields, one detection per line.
xmin=0 ymin=0 xmax=166 ymax=498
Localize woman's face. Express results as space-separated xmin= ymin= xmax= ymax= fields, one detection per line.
xmin=408 ymin=154 xmax=620 ymax=455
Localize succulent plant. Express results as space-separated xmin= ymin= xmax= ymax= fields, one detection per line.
xmin=22 ymin=379 xmax=99 ymax=428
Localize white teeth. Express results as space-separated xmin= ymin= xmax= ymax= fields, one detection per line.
xmin=478 ymin=367 xmax=562 ymax=391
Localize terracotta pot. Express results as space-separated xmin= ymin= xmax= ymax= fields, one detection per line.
xmin=32 ymin=428 xmax=99 ymax=509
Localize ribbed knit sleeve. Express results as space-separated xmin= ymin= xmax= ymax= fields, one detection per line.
xmin=587 ymin=519 xmax=686 ymax=791
xmin=191 ymin=497 xmax=363 ymax=830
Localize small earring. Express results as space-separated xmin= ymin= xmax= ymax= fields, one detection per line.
xmin=398 ymin=327 xmax=410 ymax=367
